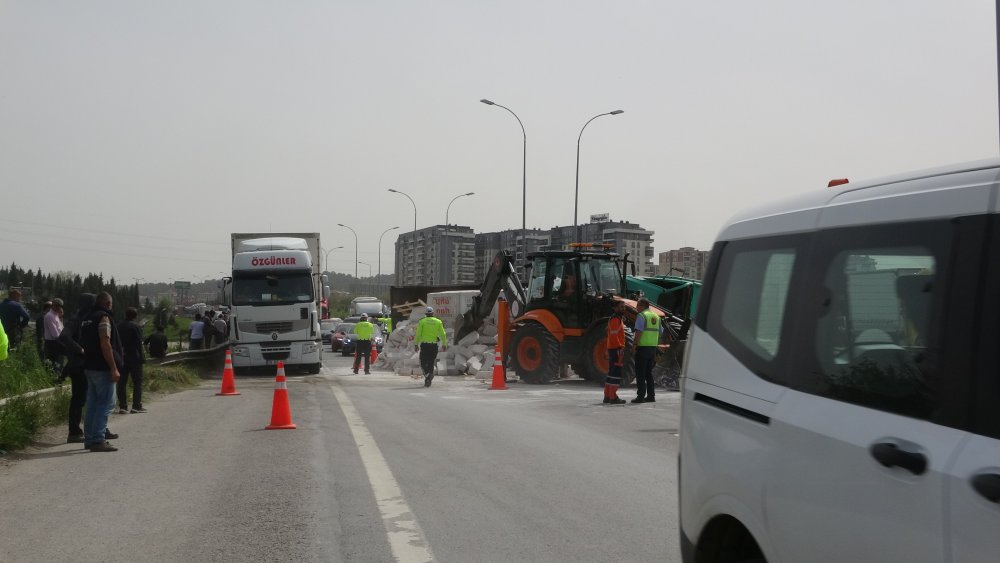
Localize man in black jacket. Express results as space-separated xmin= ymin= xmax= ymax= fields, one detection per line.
xmin=80 ymin=292 xmax=123 ymax=452
xmin=116 ymin=307 xmax=146 ymax=414
xmin=59 ymin=293 xmax=94 ymax=443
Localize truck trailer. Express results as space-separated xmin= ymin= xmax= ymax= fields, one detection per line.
xmin=224 ymin=233 xmax=329 ymax=374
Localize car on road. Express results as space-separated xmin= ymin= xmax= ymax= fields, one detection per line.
xmin=320 ymin=318 xmax=342 ymax=345
xmin=678 ymin=159 xmax=1000 ymax=563
xmin=338 ymin=322 xmax=385 ymax=356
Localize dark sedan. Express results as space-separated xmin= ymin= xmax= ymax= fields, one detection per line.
xmin=337 ymin=322 xmax=385 ymax=356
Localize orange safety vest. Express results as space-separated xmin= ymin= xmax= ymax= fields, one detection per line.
xmin=607 ymin=316 xmax=625 ymax=349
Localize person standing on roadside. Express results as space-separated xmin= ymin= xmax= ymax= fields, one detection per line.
xmin=631 ymin=297 xmax=661 ymax=404
xmin=144 ymin=325 xmax=168 ymax=358
xmin=116 ymin=307 xmax=146 ymax=414
xmin=80 ymin=292 xmax=123 ymax=452
xmin=213 ymin=312 xmax=228 ymax=347
xmin=352 ymin=313 xmax=375 ymax=374
xmin=35 ymin=301 xmax=52 ymax=360
xmin=414 ymin=306 xmax=447 ymax=388
xmin=0 ymin=318 xmax=8 ymax=361
xmin=603 ymin=300 xmax=627 ymax=405
xmin=59 ymin=293 xmax=95 ymax=443
xmin=188 ymin=313 xmax=205 ymax=350
xmin=44 ymin=298 xmax=66 ymax=377
xmin=0 ymin=288 xmax=31 ymax=349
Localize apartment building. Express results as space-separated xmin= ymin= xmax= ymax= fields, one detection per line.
xmin=394 ymin=225 xmax=477 ymax=286
xmin=657 ymin=246 xmax=710 ymax=280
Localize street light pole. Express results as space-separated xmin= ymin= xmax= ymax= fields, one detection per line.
xmin=378 ymin=226 xmax=400 ymax=280
xmin=574 ymin=109 xmax=624 ymax=243
xmin=337 ymin=224 xmax=358 ymax=279
xmin=480 ymin=98 xmax=526 ymax=273
xmin=388 ymin=188 xmax=417 ymax=232
xmin=445 ymin=192 xmax=475 ymax=229
xmin=359 ymin=261 xmax=373 ymax=295
xmin=323 ymin=245 xmax=344 ymax=274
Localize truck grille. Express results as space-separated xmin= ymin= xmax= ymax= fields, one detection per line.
xmin=255 ymin=321 xmax=294 ymax=333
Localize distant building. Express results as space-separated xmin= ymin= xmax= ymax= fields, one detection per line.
xmin=657 ymin=247 xmax=710 ymax=280
xmin=394 ymin=226 xmax=477 ymax=286
xmin=397 ymin=218 xmax=657 ymax=285
xmin=474 ymin=228 xmax=549 ymax=281
xmin=545 ymin=217 xmax=656 ymax=276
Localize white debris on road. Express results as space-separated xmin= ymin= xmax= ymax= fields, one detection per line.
xmin=374 ymin=308 xmax=502 ymax=380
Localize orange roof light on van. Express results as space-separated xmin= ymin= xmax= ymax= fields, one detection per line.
xmin=828 ymin=178 xmax=849 ymax=188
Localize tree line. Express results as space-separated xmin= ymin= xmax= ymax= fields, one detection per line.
xmin=1 ymin=262 xmax=141 ymax=317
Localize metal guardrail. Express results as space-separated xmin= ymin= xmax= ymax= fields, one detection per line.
xmin=0 ymin=343 xmax=229 ymax=408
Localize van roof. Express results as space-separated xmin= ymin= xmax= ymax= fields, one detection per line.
xmin=718 ymin=158 xmax=1000 ymax=241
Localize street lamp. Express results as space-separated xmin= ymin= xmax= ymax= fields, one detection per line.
xmin=480 ymin=98 xmax=526 ymax=272
xmin=323 ymin=245 xmax=344 ymax=273
xmin=358 ymin=261 xmax=372 ymax=277
xmin=388 ymin=188 xmax=417 ymax=233
xmin=337 ymin=223 xmax=358 ymax=279
xmin=574 ymin=109 xmax=624 ymax=242
xmin=445 ymin=192 xmax=475 ymax=229
xmin=378 ymin=226 xmax=400 ymax=279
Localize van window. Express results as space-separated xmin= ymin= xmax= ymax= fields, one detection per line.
xmin=705 ymin=237 xmax=799 ymax=383
xmin=798 ymin=222 xmax=951 ymax=420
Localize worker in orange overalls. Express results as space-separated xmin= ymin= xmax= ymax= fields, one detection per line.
xmin=603 ymin=300 xmax=627 ymax=405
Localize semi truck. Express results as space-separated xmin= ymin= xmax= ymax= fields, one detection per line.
xmin=224 ymin=233 xmax=329 ymax=374
xmin=349 ymin=296 xmax=387 ymax=317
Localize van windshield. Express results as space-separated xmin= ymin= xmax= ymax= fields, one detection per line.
xmin=232 ymin=271 xmax=313 ymax=306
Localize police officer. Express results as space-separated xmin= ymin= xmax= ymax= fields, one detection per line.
xmin=414 ymin=306 xmax=447 ymax=387
xmin=353 ymin=313 xmax=375 ymax=374
xmin=632 ymin=297 xmax=661 ymax=404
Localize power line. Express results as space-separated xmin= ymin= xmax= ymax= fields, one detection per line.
xmin=3 ymin=218 xmax=222 ymax=245
xmin=0 ymin=237 xmax=222 ymax=264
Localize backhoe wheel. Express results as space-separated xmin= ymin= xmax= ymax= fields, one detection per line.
xmin=509 ymin=324 xmax=560 ymax=384
xmin=581 ymin=322 xmax=636 ymax=386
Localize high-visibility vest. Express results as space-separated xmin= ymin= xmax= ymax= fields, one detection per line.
xmin=607 ymin=316 xmax=625 ymax=349
xmin=355 ymin=321 xmax=375 ymax=340
xmin=638 ymin=309 xmax=660 ymax=347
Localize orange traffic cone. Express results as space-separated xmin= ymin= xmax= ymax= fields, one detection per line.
xmin=489 ymin=347 xmax=508 ymax=390
xmin=265 ymin=362 xmax=297 ymax=429
xmin=216 ymin=349 xmax=241 ymax=396
xmin=371 ymin=344 xmax=379 ymax=364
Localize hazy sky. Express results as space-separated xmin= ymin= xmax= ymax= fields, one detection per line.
xmin=1 ymin=1 xmax=997 ymax=284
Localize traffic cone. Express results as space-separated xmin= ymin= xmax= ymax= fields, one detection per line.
xmin=216 ymin=349 xmax=241 ymax=396
xmin=265 ymin=362 xmax=297 ymax=429
xmin=371 ymin=344 xmax=379 ymax=364
xmin=489 ymin=347 xmax=508 ymax=390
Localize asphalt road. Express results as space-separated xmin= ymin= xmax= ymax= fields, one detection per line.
xmin=0 ymin=352 xmax=681 ymax=563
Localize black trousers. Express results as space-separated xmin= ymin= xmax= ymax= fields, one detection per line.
xmin=353 ymin=340 xmax=372 ymax=373
xmin=419 ymin=343 xmax=439 ymax=377
xmin=634 ymin=346 xmax=657 ymax=400
xmin=44 ymin=339 xmax=65 ymax=374
xmin=67 ymin=366 xmax=87 ymax=435
xmin=117 ymin=360 xmax=144 ymax=409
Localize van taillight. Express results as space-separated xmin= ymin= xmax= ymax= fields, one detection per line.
xmin=828 ymin=178 xmax=849 ymax=188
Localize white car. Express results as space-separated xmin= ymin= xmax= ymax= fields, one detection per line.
xmin=679 ymin=159 xmax=1000 ymax=563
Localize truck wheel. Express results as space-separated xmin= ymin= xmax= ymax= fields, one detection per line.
xmin=509 ymin=324 xmax=559 ymax=384
xmin=307 ymin=363 xmax=322 ymax=375
xmin=581 ymin=323 xmax=636 ymax=386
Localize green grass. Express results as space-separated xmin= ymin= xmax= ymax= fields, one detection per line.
xmin=144 ymin=315 xmax=195 ymax=352
xmin=0 ymin=343 xmax=205 ymax=451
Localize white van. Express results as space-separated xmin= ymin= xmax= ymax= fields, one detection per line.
xmin=678 ymin=160 xmax=1000 ymax=563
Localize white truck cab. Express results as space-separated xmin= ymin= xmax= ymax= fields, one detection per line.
xmin=679 ymin=160 xmax=1000 ymax=563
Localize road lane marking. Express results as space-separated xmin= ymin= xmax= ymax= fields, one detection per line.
xmin=331 ymin=385 xmax=435 ymax=563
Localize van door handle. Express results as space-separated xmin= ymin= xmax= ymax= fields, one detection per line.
xmin=870 ymin=442 xmax=928 ymax=475
xmin=971 ymin=473 xmax=1000 ymax=503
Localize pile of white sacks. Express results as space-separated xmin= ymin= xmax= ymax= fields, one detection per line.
xmin=374 ymin=308 xmax=501 ymax=380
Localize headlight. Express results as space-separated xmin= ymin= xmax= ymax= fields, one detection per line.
xmin=232 ymin=346 xmax=249 ymax=357
xmin=344 ymin=338 xmax=352 ymax=344
xmin=304 ymin=342 xmax=318 ymax=354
